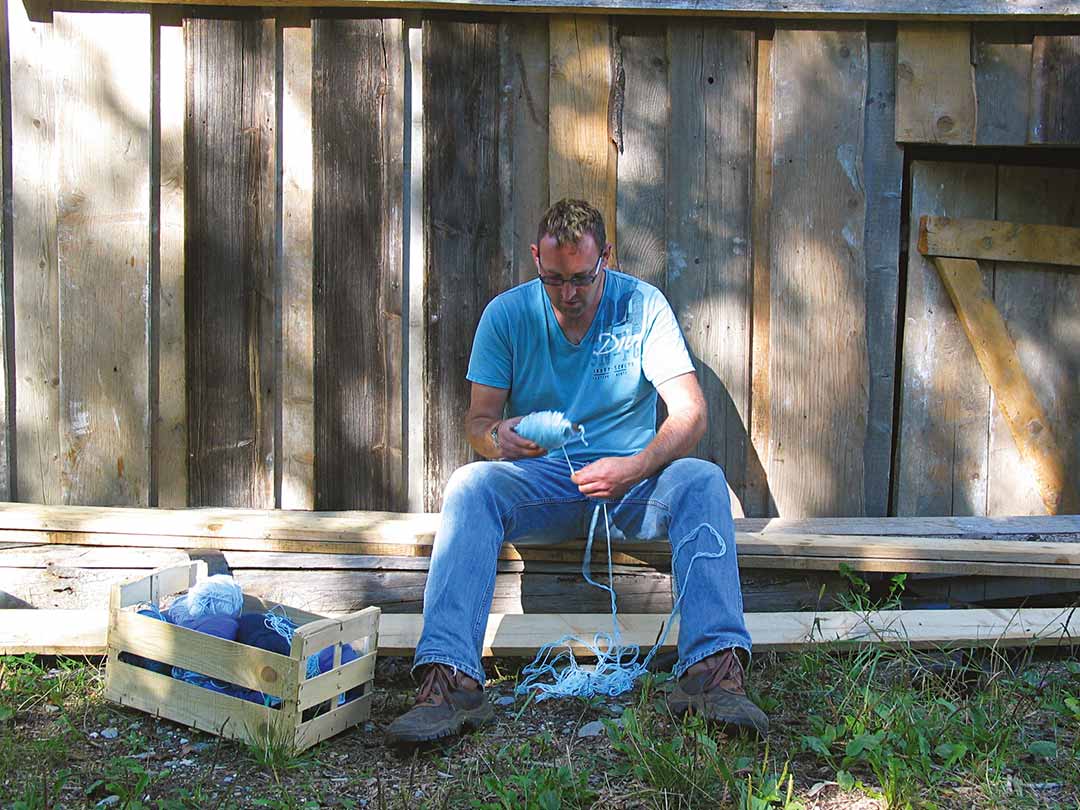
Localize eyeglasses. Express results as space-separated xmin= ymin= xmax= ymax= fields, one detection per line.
xmin=536 ymin=251 xmax=604 ymax=288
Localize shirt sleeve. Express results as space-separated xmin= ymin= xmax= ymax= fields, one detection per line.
xmin=466 ymin=296 xmax=513 ymax=389
xmin=641 ymin=294 xmax=695 ymax=387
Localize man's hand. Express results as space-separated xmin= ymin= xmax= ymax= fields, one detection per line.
xmin=571 ymin=455 xmax=646 ymax=500
xmin=495 ymin=416 xmax=546 ymax=461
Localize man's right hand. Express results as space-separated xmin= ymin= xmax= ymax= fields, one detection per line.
xmin=493 ymin=416 xmax=546 ymax=460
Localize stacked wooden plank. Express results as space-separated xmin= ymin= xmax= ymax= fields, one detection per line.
xmin=2 ymin=504 xmax=1079 ymax=617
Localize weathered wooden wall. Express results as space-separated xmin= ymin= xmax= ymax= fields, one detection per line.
xmin=1 ymin=3 xmax=1079 ymax=519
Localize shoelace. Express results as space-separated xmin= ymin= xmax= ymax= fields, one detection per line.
xmin=701 ymin=652 xmax=744 ymax=692
xmin=415 ymin=665 xmax=454 ymax=707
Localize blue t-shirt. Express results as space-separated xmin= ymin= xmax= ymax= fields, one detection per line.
xmin=466 ymin=270 xmax=695 ymax=463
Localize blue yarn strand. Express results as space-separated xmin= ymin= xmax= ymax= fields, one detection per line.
xmin=515 ymin=420 xmax=730 ymax=702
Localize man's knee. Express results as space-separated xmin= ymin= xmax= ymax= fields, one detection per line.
xmin=443 ymin=462 xmax=500 ymax=505
xmin=664 ymin=459 xmax=738 ymax=515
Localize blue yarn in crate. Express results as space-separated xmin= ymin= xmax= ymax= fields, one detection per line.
xmin=117 ymin=605 xmax=172 ymax=675
xmin=166 ymin=575 xmax=244 ymax=625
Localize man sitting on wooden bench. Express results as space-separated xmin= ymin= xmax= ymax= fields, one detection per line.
xmin=387 ymin=199 xmax=767 ymax=746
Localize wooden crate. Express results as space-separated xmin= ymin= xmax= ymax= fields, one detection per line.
xmin=104 ymin=561 xmax=380 ymax=752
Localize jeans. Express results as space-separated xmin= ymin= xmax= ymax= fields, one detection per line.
xmin=414 ymin=455 xmax=752 ymax=685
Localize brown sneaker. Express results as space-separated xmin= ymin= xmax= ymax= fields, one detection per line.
xmin=385 ymin=664 xmax=495 ymax=746
xmin=667 ymin=649 xmax=769 ymax=737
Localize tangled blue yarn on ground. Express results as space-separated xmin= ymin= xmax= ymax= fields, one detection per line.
xmin=513 ymin=413 xmax=729 ymax=702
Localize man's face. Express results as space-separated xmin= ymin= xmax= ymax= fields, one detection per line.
xmin=532 ymin=234 xmax=607 ymax=320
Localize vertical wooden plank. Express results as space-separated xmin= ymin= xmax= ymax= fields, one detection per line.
xmin=406 ymin=19 xmax=425 ymax=513
xmin=502 ymin=15 xmax=549 ymax=285
xmin=55 ymin=11 xmax=152 ymax=506
xmin=615 ymin=18 xmax=666 ymax=292
xmin=895 ymin=23 xmax=975 ymax=145
xmin=973 ymin=24 xmax=1032 ymax=146
xmin=767 ymin=25 xmax=868 ymax=517
xmin=0 ymin=0 xmax=11 ymax=500
xmin=862 ymin=23 xmax=903 ymax=517
xmin=313 ymin=16 xmax=405 ymax=511
xmin=9 ymin=0 xmax=59 ymax=504
xmin=281 ymin=13 xmax=314 ymax=510
xmin=895 ymin=161 xmax=996 ymax=517
xmin=185 ymin=15 xmax=276 ymax=508
xmin=1028 ymin=34 xmax=1080 ymax=145
xmin=157 ymin=12 xmax=187 ymax=507
xmin=988 ymin=166 xmax=1080 ymax=515
xmin=423 ymin=17 xmax=508 ymax=510
xmin=549 ymin=15 xmax=616 ymax=251
xmin=666 ymin=22 xmax=754 ymax=503
xmin=746 ymin=25 xmax=773 ymax=519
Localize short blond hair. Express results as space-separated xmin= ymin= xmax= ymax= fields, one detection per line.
xmin=537 ymin=198 xmax=606 ymax=252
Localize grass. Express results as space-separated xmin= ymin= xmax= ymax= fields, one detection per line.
xmin=1 ymin=587 xmax=1079 ymax=809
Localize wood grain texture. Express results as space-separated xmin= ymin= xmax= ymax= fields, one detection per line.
xmin=973 ymin=24 xmax=1032 ymax=146
xmin=666 ymin=22 xmax=754 ymax=501
xmin=281 ymin=15 xmax=314 ymax=510
xmin=615 ymin=18 xmax=666 ymax=291
xmin=43 ymin=0 xmax=1080 ymax=20
xmin=896 ymin=162 xmax=995 ymax=517
xmin=895 ymin=23 xmax=975 ymax=144
xmin=501 ymin=16 xmax=549 ymax=284
xmin=746 ymin=25 xmax=773 ymax=519
xmin=1029 ymin=33 xmax=1080 ymax=144
xmin=406 ymin=21 xmax=425 ymax=512
xmin=157 ymin=14 xmax=187 ymax=507
xmin=234 ymin=566 xmax=836 ymax=614
xmin=11 ymin=606 xmax=1080 ymax=657
xmin=0 ymin=0 xmax=8 ymax=500
xmin=549 ymin=15 xmax=615 ymax=246
xmin=185 ymin=14 xmax=276 ymax=508
xmin=920 ymin=216 xmax=1080 ymax=267
xmin=2 ymin=501 xmax=1078 ymax=543
xmin=932 ymin=256 xmax=1079 ymax=515
xmin=9 ymin=0 xmax=60 ymax=504
xmin=55 ymin=11 xmax=151 ymax=506
xmin=767 ymin=25 xmax=869 ymax=517
xmin=313 ymin=16 xmax=405 ymax=510
xmin=422 ymin=18 xmax=509 ymax=509
xmin=861 ymin=22 xmax=902 ymax=518
xmin=987 ymin=167 xmax=1080 ymax=515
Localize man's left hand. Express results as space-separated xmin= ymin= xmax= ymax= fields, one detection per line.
xmin=571 ymin=455 xmax=647 ymax=500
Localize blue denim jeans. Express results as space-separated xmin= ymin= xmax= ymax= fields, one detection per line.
xmin=413 ymin=456 xmax=752 ymax=685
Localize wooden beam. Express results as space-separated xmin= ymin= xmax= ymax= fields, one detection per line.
xmin=1029 ymin=33 xmax=1080 ymax=145
xmin=0 ymin=503 xmax=1079 ymax=543
xmin=6 ymin=607 xmax=1078 ymax=657
xmin=919 ymin=216 xmax=1080 ymax=268
xmin=55 ymin=0 xmax=1080 ymax=21
xmin=932 ymin=257 xmax=1080 ymax=515
xmin=5 ymin=520 xmax=1080 ymax=574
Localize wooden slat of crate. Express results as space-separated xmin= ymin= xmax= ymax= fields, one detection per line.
xmin=105 ymin=657 xmax=291 ymax=747
xmin=294 ymin=690 xmax=373 ymax=750
xmin=296 ymin=606 xmax=380 ymax=659
xmin=296 ymin=651 xmax=376 ymax=711
xmin=111 ymin=610 xmax=296 ymax=695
